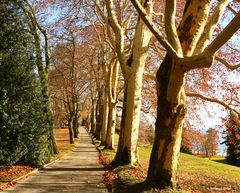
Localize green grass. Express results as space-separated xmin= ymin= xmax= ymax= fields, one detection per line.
xmin=101 ymin=136 xmax=240 ymax=192
xmin=179 ymin=153 xmax=240 ymax=179
xmin=138 ymin=144 xmax=240 ymax=192
xmin=139 ymin=144 xmax=240 ymax=180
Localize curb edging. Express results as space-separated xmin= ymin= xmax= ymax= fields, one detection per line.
xmin=0 ymin=159 xmax=59 ymax=192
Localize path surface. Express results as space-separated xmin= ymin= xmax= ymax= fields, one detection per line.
xmin=4 ymin=127 xmax=108 ymax=193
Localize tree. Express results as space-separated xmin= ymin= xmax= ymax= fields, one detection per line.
xmin=191 ymin=130 xmax=206 ymax=155
xmin=204 ymin=128 xmax=219 ymax=157
xmin=180 ymin=127 xmax=193 ymax=154
xmin=223 ymin=113 xmax=240 ymax=166
xmin=50 ymin=34 xmax=93 ymax=144
xmin=83 ymin=0 xmax=122 ymax=148
xmin=131 ymin=0 xmax=240 ymax=189
xmin=0 ymin=0 xmax=52 ymax=165
xmin=14 ymin=0 xmax=58 ymax=154
xmin=104 ymin=0 xmax=153 ymax=166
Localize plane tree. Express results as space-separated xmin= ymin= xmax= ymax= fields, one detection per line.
xmin=130 ymin=0 xmax=240 ymax=189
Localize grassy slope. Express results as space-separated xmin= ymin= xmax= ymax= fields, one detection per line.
xmin=103 ymin=135 xmax=240 ymax=192
xmin=138 ymin=144 xmax=240 ymax=192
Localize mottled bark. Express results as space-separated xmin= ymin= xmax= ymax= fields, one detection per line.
xmin=146 ymin=55 xmax=186 ymax=188
xmin=105 ymin=59 xmax=120 ymax=149
xmin=105 ymin=103 xmax=116 ymax=149
xmin=145 ymin=0 xmax=212 ymax=189
xmin=111 ymin=0 xmax=152 ymax=166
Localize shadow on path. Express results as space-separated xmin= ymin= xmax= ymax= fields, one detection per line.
xmin=3 ymin=127 xmax=109 ymax=193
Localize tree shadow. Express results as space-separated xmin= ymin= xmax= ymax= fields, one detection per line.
xmin=211 ymin=159 xmax=227 ymax=164
xmin=112 ymin=179 xmax=157 ymax=193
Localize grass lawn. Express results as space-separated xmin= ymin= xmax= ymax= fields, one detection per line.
xmin=101 ymin=134 xmax=240 ymax=192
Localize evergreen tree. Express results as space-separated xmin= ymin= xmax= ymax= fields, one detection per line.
xmin=0 ymin=0 xmax=52 ymax=165
xmin=223 ymin=113 xmax=240 ymax=167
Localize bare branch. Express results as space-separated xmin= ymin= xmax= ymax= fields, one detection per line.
xmin=194 ymin=0 xmax=231 ymax=54
xmin=227 ymin=4 xmax=238 ymax=15
xmin=83 ymin=0 xmax=102 ymax=45
xmin=204 ymin=11 xmax=240 ymax=56
xmin=105 ymin=0 xmax=127 ymax=76
xmin=165 ymin=0 xmax=182 ymax=55
xmin=130 ymin=0 xmax=179 ymax=59
xmin=178 ymin=52 xmax=214 ymax=71
xmin=215 ymin=56 xmax=240 ymax=70
xmin=23 ymin=0 xmax=50 ymax=70
xmin=179 ymin=11 xmax=240 ymax=71
xmin=186 ymin=92 xmax=240 ymax=116
xmin=105 ymin=0 xmax=122 ymax=33
xmin=143 ymin=71 xmax=157 ymax=82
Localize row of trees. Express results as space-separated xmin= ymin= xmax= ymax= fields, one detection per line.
xmin=79 ymin=0 xmax=240 ymax=189
xmin=3 ymin=0 xmax=238 ymax=190
xmin=181 ymin=127 xmax=219 ymax=156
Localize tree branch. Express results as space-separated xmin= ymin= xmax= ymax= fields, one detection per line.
xmin=178 ymin=52 xmax=214 ymax=71
xmin=186 ymin=92 xmax=240 ymax=116
xmin=179 ymin=11 xmax=240 ymax=71
xmin=143 ymin=71 xmax=157 ymax=82
xmin=105 ymin=0 xmax=122 ymax=33
xmin=194 ymin=0 xmax=231 ymax=54
xmin=204 ymin=11 xmax=240 ymax=56
xmin=165 ymin=0 xmax=182 ymax=55
xmin=215 ymin=56 xmax=240 ymax=71
xmin=130 ymin=0 xmax=179 ymax=59
xmin=105 ymin=0 xmax=127 ymax=76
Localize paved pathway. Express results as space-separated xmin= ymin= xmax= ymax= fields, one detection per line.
xmin=4 ymin=127 xmax=108 ymax=193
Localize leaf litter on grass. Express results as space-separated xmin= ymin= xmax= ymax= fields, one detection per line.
xmin=0 ymin=165 xmax=35 ymax=191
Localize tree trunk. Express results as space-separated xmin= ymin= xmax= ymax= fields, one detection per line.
xmin=48 ymin=123 xmax=58 ymax=154
xmin=145 ymin=55 xmax=186 ymax=189
xmin=105 ymin=102 xmax=116 ymax=149
xmin=68 ymin=118 xmax=74 ymax=144
xmin=114 ymin=84 xmax=129 ymax=164
xmin=100 ymin=91 xmax=109 ymax=146
xmin=87 ymin=103 xmax=92 ymax=132
xmin=145 ymin=1 xmax=214 ymax=189
xmin=73 ymin=115 xmax=79 ymax=138
xmin=95 ymin=95 xmax=104 ymax=140
xmin=17 ymin=2 xmax=58 ymax=154
xmin=113 ymin=5 xmax=152 ymax=165
xmin=90 ymin=99 xmax=96 ymax=134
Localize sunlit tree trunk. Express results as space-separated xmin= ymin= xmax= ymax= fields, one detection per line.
xmin=146 ymin=0 xmax=213 ymax=188
xmin=113 ymin=2 xmax=152 ymax=165
xmin=90 ymin=99 xmax=97 ymax=134
xmin=105 ymin=60 xmax=120 ymax=149
xmin=106 ymin=103 xmax=116 ymax=149
xmin=146 ymin=55 xmax=186 ymax=188
xmin=100 ymin=89 xmax=109 ymax=146
xmin=95 ymin=89 xmax=104 ymax=140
